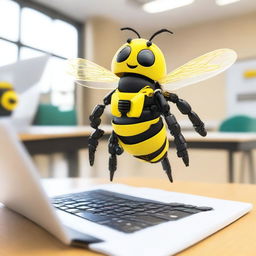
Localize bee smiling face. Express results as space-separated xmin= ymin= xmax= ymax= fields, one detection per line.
xmin=111 ymin=38 xmax=167 ymax=82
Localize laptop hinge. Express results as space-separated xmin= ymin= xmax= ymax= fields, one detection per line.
xmin=65 ymin=226 xmax=103 ymax=248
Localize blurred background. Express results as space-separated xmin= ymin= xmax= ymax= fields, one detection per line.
xmin=1 ymin=0 xmax=256 ymax=183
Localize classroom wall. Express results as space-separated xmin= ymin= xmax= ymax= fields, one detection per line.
xmin=82 ymin=11 xmax=256 ymax=122
xmin=79 ymin=12 xmax=256 ymax=183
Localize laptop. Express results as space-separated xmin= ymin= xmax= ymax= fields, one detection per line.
xmin=0 ymin=55 xmax=49 ymax=131
xmin=0 ymin=120 xmax=252 ymax=256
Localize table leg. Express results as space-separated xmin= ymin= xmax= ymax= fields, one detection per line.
xmin=228 ymin=151 xmax=234 ymax=183
xmin=248 ymin=151 xmax=255 ymax=184
xmin=66 ymin=151 xmax=79 ymax=177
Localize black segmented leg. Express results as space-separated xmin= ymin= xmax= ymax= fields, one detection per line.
xmin=88 ymin=128 xmax=104 ymax=166
xmin=108 ymin=131 xmax=123 ymax=181
xmin=88 ymin=104 xmax=106 ymax=166
xmin=88 ymin=90 xmax=115 ymax=166
xmin=164 ymin=92 xmax=207 ymax=137
xmin=155 ymin=90 xmax=189 ymax=167
xmin=161 ymin=156 xmax=173 ymax=183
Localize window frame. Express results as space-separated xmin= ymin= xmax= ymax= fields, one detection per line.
xmin=0 ymin=0 xmax=84 ymax=103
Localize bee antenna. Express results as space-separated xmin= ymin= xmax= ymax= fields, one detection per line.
xmin=120 ymin=27 xmax=141 ymax=38
xmin=149 ymin=29 xmax=174 ymax=42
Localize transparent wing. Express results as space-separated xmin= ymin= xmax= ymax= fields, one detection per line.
xmin=67 ymin=58 xmax=119 ymax=89
xmin=160 ymin=49 xmax=237 ymax=91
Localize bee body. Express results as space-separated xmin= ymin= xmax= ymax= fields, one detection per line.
xmin=70 ymin=27 xmax=236 ymax=181
xmin=110 ymin=73 xmax=168 ymax=163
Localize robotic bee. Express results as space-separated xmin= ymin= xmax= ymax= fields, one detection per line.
xmin=0 ymin=82 xmax=18 ymax=116
xmin=69 ymin=27 xmax=237 ymax=182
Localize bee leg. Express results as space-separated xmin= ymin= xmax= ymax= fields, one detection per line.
xmin=108 ymin=132 xmax=123 ymax=181
xmin=161 ymin=156 xmax=173 ymax=183
xmin=155 ymin=90 xmax=189 ymax=167
xmin=164 ymin=92 xmax=207 ymax=137
xmin=88 ymin=128 xmax=104 ymax=166
xmin=88 ymin=90 xmax=116 ymax=167
xmin=88 ymin=104 xmax=106 ymax=166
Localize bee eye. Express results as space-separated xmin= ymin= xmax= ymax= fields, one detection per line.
xmin=137 ymin=49 xmax=155 ymax=67
xmin=116 ymin=46 xmax=131 ymax=63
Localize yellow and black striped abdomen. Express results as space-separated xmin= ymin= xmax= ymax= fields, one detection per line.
xmin=112 ymin=117 xmax=169 ymax=163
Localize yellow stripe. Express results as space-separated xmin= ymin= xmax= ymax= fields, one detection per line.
xmin=112 ymin=117 xmax=160 ymax=137
xmin=118 ymin=124 xmax=166 ymax=155
xmin=150 ymin=139 xmax=169 ymax=163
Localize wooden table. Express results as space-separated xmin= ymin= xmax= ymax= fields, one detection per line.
xmin=0 ymin=178 xmax=255 ymax=256
xmin=19 ymin=126 xmax=256 ymax=182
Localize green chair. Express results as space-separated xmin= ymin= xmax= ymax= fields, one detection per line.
xmin=219 ymin=115 xmax=256 ymax=183
xmin=33 ymin=104 xmax=77 ymax=126
xmin=33 ymin=104 xmax=78 ymax=177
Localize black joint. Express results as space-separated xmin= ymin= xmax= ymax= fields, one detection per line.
xmin=174 ymin=134 xmax=187 ymax=147
xmin=177 ymin=99 xmax=191 ymax=114
xmin=147 ymin=41 xmax=152 ymax=47
xmin=115 ymin=146 xmax=123 ymax=155
xmin=90 ymin=105 xmax=105 ymax=119
xmin=90 ymin=118 xmax=101 ymax=129
xmin=127 ymin=38 xmax=132 ymax=43
xmin=155 ymin=91 xmax=170 ymax=114
xmin=91 ymin=129 xmax=104 ymax=139
xmin=169 ymin=93 xmax=179 ymax=103
xmin=165 ymin=114 xmax=180 ymax=135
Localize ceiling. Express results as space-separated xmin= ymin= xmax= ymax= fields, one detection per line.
xmin=32 ymin=0 xmax=256 ymax=30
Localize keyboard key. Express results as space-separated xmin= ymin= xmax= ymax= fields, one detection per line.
xmin=125 ymin=215 xmax=167 ymax=225
xmin=195 ymin=206 xmax=213 ymax=211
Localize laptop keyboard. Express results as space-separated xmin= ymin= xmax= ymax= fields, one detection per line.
xmin=52 ymin=190 xmax=213 ymax=233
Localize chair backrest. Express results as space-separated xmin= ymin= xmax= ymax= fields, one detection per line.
xmin=33 ymin=104 xmax=77 ymax=126
xmin=219 ymin=115 xmax=256 ymax=132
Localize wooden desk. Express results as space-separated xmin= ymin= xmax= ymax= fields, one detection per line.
xmin=0 ymin=178 xmax=255 ymax=256
xmin=20 ymin=127 xmax=256 ymax=182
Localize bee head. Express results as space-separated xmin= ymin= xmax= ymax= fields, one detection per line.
xmin=111 ymin=28 xmax=173 ymax=82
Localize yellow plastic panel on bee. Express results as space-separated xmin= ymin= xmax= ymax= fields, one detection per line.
xmin=112 ymin=117 xmax=160 ymax=137
xmin=150 ymin=139 xmax=169 ymax=163
xmin=118 ymin=125 xmax=166 ymax=156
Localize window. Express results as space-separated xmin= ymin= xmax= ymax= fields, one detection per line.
xmin=0 ymin=0 xmax=83 ymax=109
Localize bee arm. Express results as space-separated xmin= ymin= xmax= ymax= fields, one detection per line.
xmin=108 ymin=132 xmax=123 ymax=181
xmin=155 ymin=91 xmax=189 ymax=166
xmin=88 ymin=90 xmax=115 ymax=166
xmin=164 ymin=92 xmax=207 ymax=137
xmin=103 ymin=89 xmax=115 ymax=105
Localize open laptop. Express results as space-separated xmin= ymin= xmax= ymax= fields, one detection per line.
xmin=0 ymin=120 xmax=252 ymax=256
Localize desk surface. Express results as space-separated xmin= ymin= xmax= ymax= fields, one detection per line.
xmin=19 ymin=125 xmax=256 ymax=142
xmin=0 ymin=178 xmax=255 ymax=256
